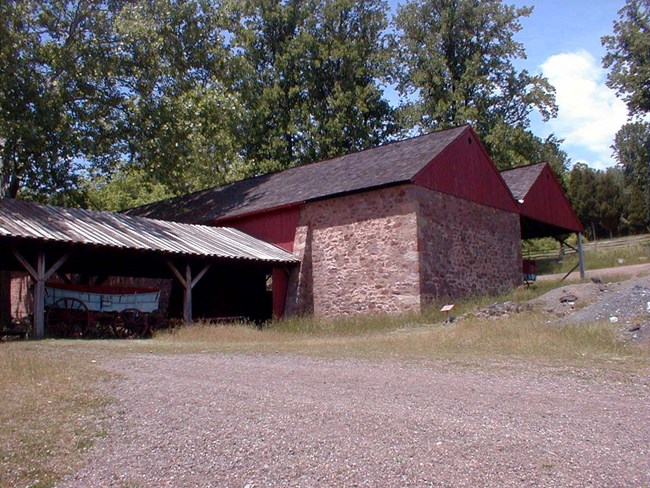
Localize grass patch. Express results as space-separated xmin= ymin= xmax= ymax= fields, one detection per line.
xmin=141 ymin=281 xmax=648 ymax=368
xmin=536 ymin=242 xmax=649 ymax=275
xmin=0 ymin=342 xmax=110 ymax=488
xmin=141 ymin=312 xmax=649 ymax=373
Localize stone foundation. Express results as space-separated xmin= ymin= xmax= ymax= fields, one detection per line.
xmin=414 ymin=186 xmax=522 ymax=305
xmin=286 ymin=184 xmax=522 ymax=318
xmin=287 ymin=185 xmax=421 ymax=316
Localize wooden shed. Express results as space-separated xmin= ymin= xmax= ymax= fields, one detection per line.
xmin=0 ymin=198 xmax=297 ymax=337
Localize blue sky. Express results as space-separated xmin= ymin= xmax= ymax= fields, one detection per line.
xmin=389 ymin=0 xmax=629 ymax=170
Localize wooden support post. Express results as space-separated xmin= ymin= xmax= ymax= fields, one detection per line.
xmin=577 ymin=232 xmax=585 ymax=280
xmin=166 ymin=260 xmax=211 ymax=324
xmin=13 ymin=249 xmax=69 ymax=339
xmin=34 ymin=253 xmax=45 ymax=339
xmin=184 ymin=263 xmax=192 ymax=324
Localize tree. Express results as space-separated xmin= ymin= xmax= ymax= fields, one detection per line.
xmin=223 ymin=0 xmax=396 ymax=173
xmin=596 ymin=167 xmax=626 ymax=238
xmin=567 ymin=163 xmax=599 ymax=239
xmin=612 ymin=122 xmax=649 ymax=232
xmin=84 ymin=169 xmax=174 ymax=213
xmin=602 ymin=0 xmax=650 ymax=116
xmin=394 ymin=0 xmax=557 ymax=169
xmin=106 ymin=0 xmax=246 ymax=195
xmin=0 ymin=0 xmax=124 ymax=201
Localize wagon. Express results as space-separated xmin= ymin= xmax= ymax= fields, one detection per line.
xmin=44 ymin=283 xmax=163 ymax=338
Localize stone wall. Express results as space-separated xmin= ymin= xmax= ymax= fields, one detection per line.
xmin=286 ymin=185 xmax=421 ymax=317
xmin=10 ymin=272 xmax=31 ymax=320
xmin=284 ymin=184 xmax=522 ymax=318
xmin=413 ymin=185 xmax=522 ymax=304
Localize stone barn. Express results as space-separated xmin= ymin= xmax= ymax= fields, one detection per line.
xmin=131 ymin=125 xmax=583 ymax=319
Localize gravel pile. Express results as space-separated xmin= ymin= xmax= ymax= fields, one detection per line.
xmin=564 ymin=277 xmax=649 ymax=324
xmin=58 ymin=354 xmax=649 ymax=487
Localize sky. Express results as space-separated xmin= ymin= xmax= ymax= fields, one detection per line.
xmin=509 ymin=0 xmax=628 ymax=170
xmin=389 ymin=0 xmax=629 ymax=170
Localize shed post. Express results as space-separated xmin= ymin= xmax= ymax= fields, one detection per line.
xmin=166 ymin=260 xmax=211 ymax=324
xmin=577 ymin=232 xmax=585 ymax=279
xmin=184 ymin=263 xmax=192 ymax=324
xmin=12 ymin=249 xmax=69 ymax=339
xmin=33 ymin=253 xmax=45 ymax=339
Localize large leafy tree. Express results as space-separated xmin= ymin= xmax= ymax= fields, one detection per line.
xmin=223 ymin=0 xmax=396 ymax=173
xmin=603 ymin=0 xmax=650 ymax=232
xmin=111 ymin=0 xmax=247 ymax=194
xmin=567 ymin=163 xmax=600 ymax=239
xmin=394 ymin=0 xmax=558 ymax=169
xmin=0 ymin=0 xmax=124 ymax=202
xmin=602 ymin=0 xmax=650 ymax=116
xmin=612 ymin=122 xmax=649 ymax=232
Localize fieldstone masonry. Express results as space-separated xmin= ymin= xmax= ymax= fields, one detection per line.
xmin=414 ymin=186 xmax=521 ymax=305
xmin=286 ymin=184 xmax=522 ymax=317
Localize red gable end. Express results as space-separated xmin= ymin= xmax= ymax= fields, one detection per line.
xmin=412 ymin=127 xmax=519 ymax=213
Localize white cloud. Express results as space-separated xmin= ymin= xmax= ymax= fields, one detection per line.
xmin=540 ymin=50 xmax=628 ymax=170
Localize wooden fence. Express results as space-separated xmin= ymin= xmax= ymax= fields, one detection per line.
xmin=523 ymin=234 xmax=650 ymax=261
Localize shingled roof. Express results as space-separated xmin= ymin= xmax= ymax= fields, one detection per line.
xmin=126 ymin=125 xmax=470 ymax=223
xmin=500 ymin=163 xmax=546 ymax=201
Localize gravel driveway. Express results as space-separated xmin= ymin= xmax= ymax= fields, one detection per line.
xmin=58 ymin=354 xmax=649 ymax=487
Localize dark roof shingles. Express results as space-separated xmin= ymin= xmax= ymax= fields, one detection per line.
xmin=500 ymin=163 xmax=546 ymax=201
xmin=127 ymin=126 xmax=469 ymax=223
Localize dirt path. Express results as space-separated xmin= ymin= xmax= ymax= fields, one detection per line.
xmin=537 ymin=262 xmax=650 ymax=282
xmin=58 ymin=354 xmax=649 ymax=487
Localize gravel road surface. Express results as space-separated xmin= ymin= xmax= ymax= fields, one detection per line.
xmin=58 ymin=354 xmax=649 ymax=488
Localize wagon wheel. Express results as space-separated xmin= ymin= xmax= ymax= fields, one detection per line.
xmin=113 ymin=309 xmax=148 ymax=338
xmin=46 ymin=298 xmax=90 ymax=338
xmin=147 ymin=310 xmax=166 ymax=334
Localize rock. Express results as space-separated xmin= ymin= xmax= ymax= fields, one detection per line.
xmin=559 ymin=294 xmax=578 ymax=303
xmin=609 ymin=316 xmax=619 ymax=323
xmin=591 ymin=276 xmax=603 ymax=284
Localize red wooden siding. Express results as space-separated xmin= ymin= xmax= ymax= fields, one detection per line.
xmin=519 ymin=165 xmax=583 ymax=233
xmin=413 ymin=127 xmax=519 ymax=213
xmin=214 ymin=206 xmax=301 ymax=319
xmin=215 ymin=206 xmax=301 ymax=252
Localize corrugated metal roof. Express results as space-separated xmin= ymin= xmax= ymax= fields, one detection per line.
xmin=126 ymin=126 xmax=470 ymax=223
xmin=0 ymin=198 xmax=298 ymax=264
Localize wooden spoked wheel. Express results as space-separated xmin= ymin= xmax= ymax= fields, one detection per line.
xmin=112 ymin=308 xmax=148 ymax=338
xmin=46 ymin=298 xmax=91 ymax=338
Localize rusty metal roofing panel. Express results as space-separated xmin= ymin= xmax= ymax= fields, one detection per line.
xmin=0 ymin=198 xmax=298 ymax=264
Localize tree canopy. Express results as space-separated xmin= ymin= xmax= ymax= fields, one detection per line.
xmin=394 ymin=0 xmax=559 ymax=169
xmin=0 ymin=0 xmax=595 ymax=213
xmin=602 ymin=0 xmax=650 ymax=116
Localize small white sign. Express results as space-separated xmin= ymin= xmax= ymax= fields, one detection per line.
xmin=440 ymin=304 xmax=455 ymax=312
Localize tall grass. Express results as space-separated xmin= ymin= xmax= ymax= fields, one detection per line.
xmin=147 ymin=281 xmax=648 ymax=367
xmin=0 ymin=343 xmax=110 ymax=488
xmin=536 ymin=243 xmax=649 ymax=275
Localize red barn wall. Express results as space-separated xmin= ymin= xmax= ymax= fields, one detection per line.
xmin=216 ymin=207 xmax=301 ymax=252
xmin=413 ymin=128 xmax=519 ymax=213
xmin=520 ymin=165 xmax=583 ymax=233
